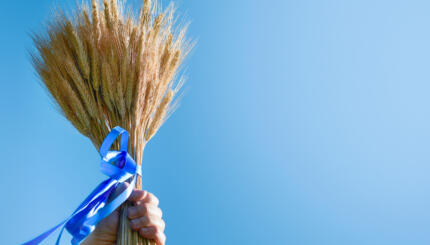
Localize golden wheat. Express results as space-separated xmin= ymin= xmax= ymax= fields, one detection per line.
xmin=30 ymin=0 xmax=192 ymax=244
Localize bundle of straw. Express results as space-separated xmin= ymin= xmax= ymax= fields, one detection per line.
xmin=30 ymin=0 xmax=191 ymax=244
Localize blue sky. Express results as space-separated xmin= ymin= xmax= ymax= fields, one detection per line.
xmin=1 ymin=0 xmax=430 ymax=244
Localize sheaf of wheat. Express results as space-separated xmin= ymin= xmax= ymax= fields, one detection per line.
xmin=30 ymin=0 xmax=192 ymax=244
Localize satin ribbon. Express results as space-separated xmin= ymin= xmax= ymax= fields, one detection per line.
xmin=23 ymin=126 xmax=141 ymax=245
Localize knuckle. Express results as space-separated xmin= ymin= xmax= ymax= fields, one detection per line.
xmin=153 ymin=196 xmax=160 ymax=205
xmin=148 ymin=193 xmax=159 ymax=205
xmin=155 ymin=230 xmax=166 ymax=245
xmin=160 ymin=232 xmax=166 ymax=244
xmin=139 ymin=205 xmax=148 ymax=216
xmin=161 ymin=219 xmax=166 ymax=230
xmin=147 ymin=192 xmax=154 ymax=200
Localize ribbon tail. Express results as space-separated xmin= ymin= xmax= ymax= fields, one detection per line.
xmin=82 ymin=174 xmax=138 ymax=233
xmin=23 ymin=127 xmax=140 ymax=245
xmin=22 ymin=219 xmax=67 ymax=245
xmin=55 ymin=226 xmax=67 ymax=245
xmin=72 ymin=178 xmax=117 ymax=213
xmin=22 ymin=178 xmax=117 ymax=245
xmin=65 ymin=179 xmax=118 ymax=243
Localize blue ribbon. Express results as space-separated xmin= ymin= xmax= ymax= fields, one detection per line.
xmin=23 ymin=126 xmax=141 ymax=245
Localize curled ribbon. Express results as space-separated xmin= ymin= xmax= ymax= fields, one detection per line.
xmin=23 ymin=126 xmax=141 ymax=245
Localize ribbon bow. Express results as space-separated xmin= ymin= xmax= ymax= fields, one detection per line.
xmin=23 ymin=126 xmax=141 ymax=245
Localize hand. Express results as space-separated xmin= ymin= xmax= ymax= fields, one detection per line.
xmin=82 ymin=186 xmax=166 ymax=245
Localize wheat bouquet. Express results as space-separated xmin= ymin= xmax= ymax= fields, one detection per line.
xmin=25 ymin=0 xmax=191 ymax=244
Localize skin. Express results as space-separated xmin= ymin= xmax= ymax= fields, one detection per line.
xmin=82 ymin=185 xmax=166 ymax=245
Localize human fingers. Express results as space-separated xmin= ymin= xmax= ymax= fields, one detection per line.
xmin=128 ymin=203 xmax=162 ymax=220
xmin=128 ymin=190 xmax=159 ymax=206
xmin=138 ymin=226 xmax=166 ymax=245
xmin=129 ymin=215 xmax=165 ymax=231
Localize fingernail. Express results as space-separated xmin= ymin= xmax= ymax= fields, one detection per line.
xmin=130 ymin=219 xmax=138 ymax=229
xmin=140 ymin=227 xmax=150 ymax=234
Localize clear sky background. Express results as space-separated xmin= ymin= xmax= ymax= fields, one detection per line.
xmin=1 ymin=0 xmax=430 ymax=244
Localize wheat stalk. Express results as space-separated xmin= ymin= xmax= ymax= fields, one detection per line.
xmin=30 ymin=0 xmax=193 ymax=244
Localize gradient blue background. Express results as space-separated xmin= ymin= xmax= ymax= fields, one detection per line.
xmin=1 ymin=0 xmax=430 ymax=244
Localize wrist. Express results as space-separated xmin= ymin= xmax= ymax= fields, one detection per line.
xmin=80 ymin=233 xmax=96 ymax=245
xmin=81 ymin=232 xmax=114 ymax=245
